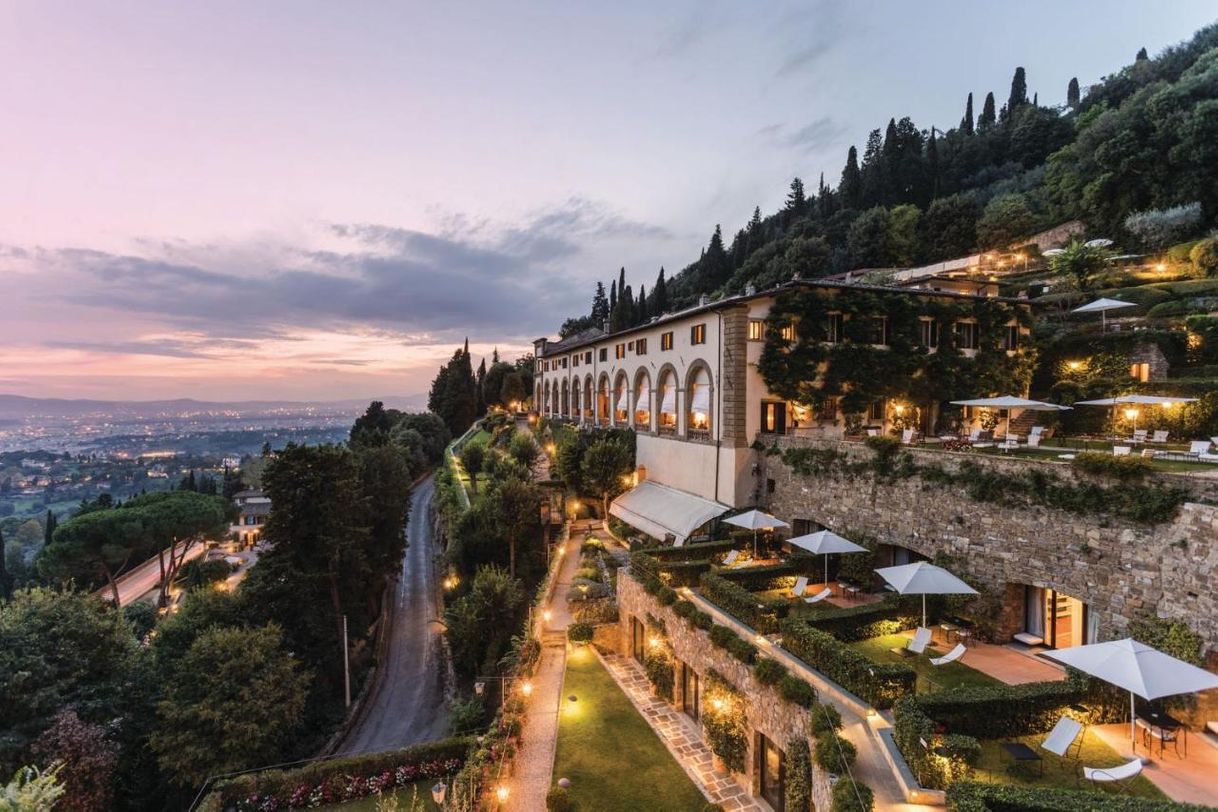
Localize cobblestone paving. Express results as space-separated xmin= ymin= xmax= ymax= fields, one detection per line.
xmin=599 ymin=650 xmax=765 ymax=811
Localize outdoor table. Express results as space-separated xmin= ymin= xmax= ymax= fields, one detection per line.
xmin=955 ymin=628 xmax=972 ymax=647
xmin=938 ymin=622 xmax=959 ymax=644
xmin=836 ymin=581 xmax=850 ymax=597
xmin=1138 ymin=710 xmax=1187 ymax=758
xmin=1000 ymin=741 xmax=1043 ymax=776
xmin=845 ymin=585 xmax=861 ymax=601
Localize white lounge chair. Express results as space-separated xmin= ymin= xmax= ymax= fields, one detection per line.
xmin=1189 ymin=440 xmax=1211 ymax=457
xmin=722 ymin=550 xmax=740 ymax=566
xmin=901 ymin=428 xmax=915 ymax=445
xmin=907 ymin=626 xmax=933 ymax=655
xmin=1029 ymin=425 xmax=1044 ymax=438
xmin=1041 ymin=716 xmax=1084 ymax=759
xmin=1082 ymin=757 xmax=1143 ymax=789
xmin=1000 ymin=435 xmax=1020 ymax=452
xmin=1150 ymin=430 xmax=1169 ymax=444
xmin=1129 ymin=429 xmax=1148 ymax=445
xmin=805 ymin=587 xmax=832 ymax=604
xmin=791 ymin=576 xmax=809 ymax=598
xmin=867 ymin=428 xmax=879 ymax=437
xmin=930 ymin=643 xmax=966 ymax=666
xmin=1113 ymin=446 xmax=1131 ymax=457
xmin=1026 ymin=433 xmax=1041 ymax=449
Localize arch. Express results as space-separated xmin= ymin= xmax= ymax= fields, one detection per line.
xmin=596 ymin=372 xmax=611 ymax=423
xmin=571 ymin=379 xmax=580 ymax=418
xmin=543 ymin=380 xmax=550 ymax=414
xmin=632 ymin=367 xmax=652 ymax=431
xmin=561 ymin=378 xmax=570 ymax=418
xmin=612 ymin=370 xmax=631 ymax=426
xmin=685 ymin=360 xmax=714 ymax=439
xmin=583 ymin=375 xmax=594 ymax=421
xmin=656 ymin=364 xmax=679 ymax=433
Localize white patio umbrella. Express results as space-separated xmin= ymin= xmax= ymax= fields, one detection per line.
xmin=1044 ymin=638 xmax=1218 ymax=755
xmin=950 ymin=396 xmax=1071 ymax=440
xmin=1071 ymin=297 xmax=1135 ymax=332
xmin=789 ymin=530 xmax=868 ymax=588
xmin=1074 ymin=395 xmax=1198 ymax=439
xmin=874 ymin=561 xmax=978 ymax=628
xmin=724 ymin=509 xmax=789 ymax=559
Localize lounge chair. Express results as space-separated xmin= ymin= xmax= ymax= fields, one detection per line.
xmin=1041 ymin=716 xmax=1084 ymax=759
xmin=901 ymin=428 xmax=916 ymax=445
xmin=1027 ymin=433 xmax=1042 ymax=449
xmin=930 ymin=643 xmax=966 ymax=666
xmin=805 ymin=587 xmax=832 ymax=604
xmin=1129 ymin=429 xmax=1148 ymax=445
xmin=1113 ymin=446 xmax=1131 ymax=457
xmin=1000 ymin=435 xmax=1020 ymax=452
xmin=1189 ymin=440 xmax=1218 ymax=463
xmin=1150 ymin=430 xmax=1169 ymax=444
xmin=1029 ymin=425 xmax=1044 ymax=438
xmin=867 ymin=428 xmax=879 ymax=437
xmin=722 ymin=550 xmax=740 ymax=567
xmin=907 ymin=626 xmax=932 ymax=655
xmin=1141 ymin=448 xmax=1155 ymax=459
xmin=968 ymin=428 xmax=994 ymax=449
xmin=791 ymin=576 xmax=809 ymax=598
xmin=1081 ymin=757 xmax=1143 ymax=790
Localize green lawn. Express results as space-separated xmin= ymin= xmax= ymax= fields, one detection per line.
xmin=972 ymin=733 xmax=1164 ymax=798
xmin=851 ymin=633 xmax=1002 ymax=693
xmin=553 ymin=646 xmax=707 ymax=811
xmin=317 ymin=779 xmax=441 ymax=810
xmin=970 ymin=443 xmax=1216 ymax=473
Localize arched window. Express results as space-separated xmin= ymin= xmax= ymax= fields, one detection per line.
xmin=572 ymin=383 xmax=581 ymax=417
xmin=597 ymin=375 xmax=610 ymax=423
xmin=687 ymin=366 xmax=712 ymax=439
xmin=634 ymin=370 xmax=652 ymax=429
xmin=561 ymin=379 xmax=570 ymax=417
xmin=543 ymin=381 xmax=550 ymax=414
xmin=658 ymin=370 xmax=677 ymax=433
xmin=614 ymin=373 xmax=630 ymax=424
xmin=584 ymin=377 xmax=594 ymax=420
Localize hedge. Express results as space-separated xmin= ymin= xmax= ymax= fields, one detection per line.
xmin=779 ymin=617 xmax=916 ymax=709
xmin=945 ymin=781 xmax=1208 ymax=812
xmin=814 ymin=733 xmax=857 ymax=774
xmin=753 ymin=657 xmax=788 ymax=686
xmin=778 ymin=674 xmax=817 ymax=708
xmin=200 ymin=737 xmax=472 ymax=811
xmin=803 ymin=595 xmax=920 ymax=642
xmin=784 ymin=738 xmax=812 ymax=812
xmin=830 ymin=777 xmax=875 ymax=812
xmin=644 ymin=538 xmax=738 ymax=561
xmin=700 ymin=572 xmax=788 ymax=633
xmin=708 ymin=622 xmax=758 ymax=664
xmin=717 ymin=559 xmax=806 ymax=591
xmin=892 ymin=696 xmax=980 ymax=790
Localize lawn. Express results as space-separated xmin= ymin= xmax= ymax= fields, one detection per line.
xmin=971 ymin=444 xmax=1216 ymax=473
xmin=851 ymin=633 xmax=1002 ymax=693
xmin=971 ymin=733 xmax=1164 ymax=798
xmin=553 ymin=646 xmax=707 ymax=812
xmin=316 ymin=779 xmax=442 ymax=810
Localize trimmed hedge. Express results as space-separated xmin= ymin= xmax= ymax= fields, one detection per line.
xmin=645 ymin=538 xmax=738 ymax=561
xmin=803 ymin=595 xmax=920 ymax=642
xmin=830 ymin=777 xmax=875 ymax=812
xmin=753 ymin=657 xmax=788 ymax=686
xmin=784 ymin=738 xmax=812 ymax=812
xmin=778 ymin=674 xmax=817 ymax=708
xmin=780 ymin=617 xmax=916 ymax=709
xmin=700 ymin=572 xmax=787 ymax=633
xmin=708 ymin=622 xmax=758 ymax=665
xmin=946 ymin=781 xmax=1208 ymax=812
xmin=200 ymin=737 xmax=472 ymax=811
xmin=717 ymin=560 xmax=805 ymax=590
xmin=893 ymin=696 xmax=980 ymax=790
xmin=814 ymin=733 xmax=857 ymax=774
xmin=910 ymin=670 xmax=1107 ymax=739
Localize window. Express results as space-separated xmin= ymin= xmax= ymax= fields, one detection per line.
xmin=584 ymin=351 xmax=593 ymax=364
xmin=827 ymin=312 xmax=843 ymax=344
xmin=781 ymin=325 xmax=796 ymax=342
xmin=1131 ymin=362 xmax=1150 ymax=383
xmin=691 ymin=323 xmax=707 ymax=345
xmin=615 ymin=343 xmax=626 ymax=359
xmin=1003 ymin=324 xmax=1020 ymax=350
xmin=869 ymin=400 xmax=885 ymax=421
xmin=791 ymin=518 xmax=824 ymax=537
xmin=661 ymin=331 xmax=674 ymax=351
xmin=636 ymin=338 xmax=647 ymax=355
xmin=919 ymin=319 xmax=939 ymax=348
xmin=760 ymin=401 xmax=787 ymax=435
xmin=955 ymin=321 xmax=979 ymax=350
xmin=818 ymin=396 xmax=838 ymax=422
xmin=598 ymin=348 xmax=608 ymax=362
xmin=868 ymin=316 xmax=889 ymax=346
xmin=572 ymin=355 xmax=579 ymax=368
xmin=562 ymin=357 xmax=568 ymax=368
xmin=748 ymin=319 xmax=764 ymax=341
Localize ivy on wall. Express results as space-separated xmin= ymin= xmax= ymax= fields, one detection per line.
xmin=758 ymin=287 xmax=1034 ymax=416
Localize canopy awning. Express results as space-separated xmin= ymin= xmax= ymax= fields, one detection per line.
xmin=950 ymin=396 xmax=1070 ymax=411
xmin=610 ymin=480 xmax=729 ymax=546
xmin=690 ymin=384 xmax=711 ymax=414
xmin=635 ymin=382 xmax=650 ymax=413
xmin=659 ymin=384 xmax=676 ymax=415
xmin=1075 ymin=395 xmax=1198 ymax=406
xmin=615 ymin=385 xmax=629 ymax=413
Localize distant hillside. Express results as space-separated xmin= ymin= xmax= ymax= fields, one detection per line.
xmin=0 ymin=394 xmax=428 ymax=419
xmin=561 ymin=22 xmax=1218 ymax=336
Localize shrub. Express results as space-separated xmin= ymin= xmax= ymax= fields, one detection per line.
xmin=753 ymin=657 xmax=788 ymax=686
xmin=778 ymin=675 xmax=816 ymax=708
xmin=699 ymin=572 xmax=787 ymax=633
xmin=946 ymin=781 xmax=1197 ymax=811
xmin=802 ymin=596 xmax=920 ymax=642
xmin=708 ymin=623 xmax=758 ymax=665
xmin=830 ymin=778 xmax=875 ymax=812
xmin=567 ymin=623 xmax=594 ymax=643
xmin=1071 ymin=451 xmax=1153 ymax=481
xmin=780 ymin=618 xmax=916 ymax=709
xmin=692 ymin=610 xmax=714 ymax=631
xmin=672 ymin=599 xmax=697 ymax=621
xmin=910 ymin=670 xmax=1106 ymax=739
xmin=814 ymin=734 xmax=857 ymax=774
xmin=546 ymin=785 xmax=576 ymax=811
xmin=656 ymin=586 xmax=678 ymax=606
xmin=644 ymin=651 xmax=675 ymax=701
xmin=784 ymin=738 xmax=812 ymax=812
xmin=810 ymin=702 xmax=843 ymax=735
xmin=702 ymin=674 xmax=748 ymax=774
xmin=1191 ymin=236 xmax=1218 ymax=278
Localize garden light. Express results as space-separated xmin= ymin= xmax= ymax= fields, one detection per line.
xmin=543 ymin=609 xmax=553 ymax=622
xmin=712 ymin=698 xmax=725 ymax=711
xmin=1124 ymin=408 xmax=1140 ymax=421
xmin=521 ymin=681 xmax=533 ymax=697
xmin=648 ymin=636 xmax=660 ymax=649
xmin=496 ymin=785 xmax=509 ymax=803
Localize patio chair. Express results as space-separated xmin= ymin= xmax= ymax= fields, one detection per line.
xmin=867 ymin=428 xmax=879 ymax=437
xmin=722 ymin=550 xmax=740 ymax=567
xmin=791 ymin=576 xmax=809 ymax=598
xmin=907 ymin=626 xmax=933 ymax=655
xmin=1188 ymin=440 xmax=1211 ymax=458
xmin=1141 ymin=448 xmax=1155 ymax=459
xmin=1029 ymin=425 xmax=1044 ymax=438
xmin=901 ymin=428 xmax=916 ymax=445
xmin=1027 ymin=433 xmax=1042 ymax=449
xmin=1080 ymin=757 xmax=1143 ymax=791
xmin=805 ymin=587 xmax=832 ymax=604
xmin=1113 ymin=446 xmax=1131 ymax=457
xmin=1129 ymin=429 xmax=1148 ymax=445
xmin=1150 ymin=430 xmax=1169 ymax=444
xmin=1000 ymin=435 xmax=1020 ymax=452
xmin=930 ymin=643 xmax=966 ymax=666
xmin=1040 ymin=716 xmax=1084 ymax=760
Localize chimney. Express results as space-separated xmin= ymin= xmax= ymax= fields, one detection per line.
xmin=699 ymin=294 xmax=709 ymax=306
xmin=602 ymin=319 xmax=611 ymax=333
xmin=744 ymin=283 xmax=757 ymax=296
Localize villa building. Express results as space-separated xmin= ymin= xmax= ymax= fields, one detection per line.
xmin=230 ymin=488 xmax=270 ymax=547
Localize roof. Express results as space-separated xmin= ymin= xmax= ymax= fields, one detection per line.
xmin=539 ymin=278 xmax=1031 ymax=357
xmin=240 ymin=501 xmax=272 ymax=517
xmin=610 ymin=480 xmax=729 ymax=546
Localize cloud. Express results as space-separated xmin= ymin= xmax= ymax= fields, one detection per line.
xmin=758 ymin=116 xmax=848 ymax=155
xmin=769 ymin=3 xmax=848 ymax=79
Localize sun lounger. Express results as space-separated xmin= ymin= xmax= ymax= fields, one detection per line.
xmin=1113 ymin=446 xmax=1131 ymax=457
xmin=805 ymin=587 xmax=832 ymax=604
xmin=1129 ymin=429 xmax=1148 ymax=445
xmin=1000 ymin=435 xmax=1020 ymax=452
xmin=930 ymin=643 xmax=966 ymax=666
xmin=1027 ymin=433 xmax=1041 ymax=449
xmin=1150 ymin=430 xmax=1169 ymax=444
xmin=722 ymin=550 xmax=740 ymax=566
xmin=791 ymin=576 xmax=809 ymax=598
xmin=1041 ymin=716 xmax=1084 ymax=759
xmin=1029 ymin=426 xmax=1044 ymax=437
xmin=907 ymin=626 xmax=932 ymax=655
xmin=901 ymin=428 xmax=915 ymax=445
xmin=1082 ymin=757 xmax=1143 ymax=789
xmin=867 ymin=428 xmax=879 ymax=437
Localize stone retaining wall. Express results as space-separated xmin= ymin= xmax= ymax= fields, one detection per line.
xmin=760 ymin=436 xmax=1218 ymax=651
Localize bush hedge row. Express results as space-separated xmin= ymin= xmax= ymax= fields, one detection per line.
xmin=700 ymin=572 xmax=788 ymax=633
xmin=802 ymin=595 xmax=921 ymax=642
xmin=708 ymin=622 xmax=758 ymax=665
xmin=717 ymin=560 xmax=806 ymax=591
xmin=945 ymin=781 xmax=1208 ymax=812
xmin=779 ymin=617 xmax=916 ymax=708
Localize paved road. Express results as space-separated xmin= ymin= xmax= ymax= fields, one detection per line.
xmin=96 ymin=540 xmax=206 ymax=606
xmin=337 ymin=475 xmax=450 ymax=754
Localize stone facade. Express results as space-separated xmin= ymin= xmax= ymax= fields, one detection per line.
xmin=720 ymin=304 xmax=751 ymax=448
xmin=618 ymin=576 xmax=835 ymax=811
xmin=1128 ymin=341 xmax=1171 ymax=381
xmin=759 ymin=436 xmax=1218 ymax=652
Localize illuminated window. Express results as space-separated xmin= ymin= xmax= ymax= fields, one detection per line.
xmin=781 ymin=325 xmax=796 ymax=342
xmin=690 ymin=324 xmax=707 ymax=345
xmin=748 ymin=320 xmax=764 ymax=341
xmin=636 ymin=338 xmax=647 ymax=355
xmin=661 ymin=331 xmax=674 ymax=351
xmin=919 ymin=319 xmax=939 ymax=348
xmin=615 ymin=343 xmax=626 ymax=359
xmin=1130 ymin=362 xmax=1150 ymax=383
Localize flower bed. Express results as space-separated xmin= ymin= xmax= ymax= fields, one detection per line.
xmin=199 ymin=737 xmax=472 ymax=811
xmin=779 ymin=618 xmax=916 ymax=708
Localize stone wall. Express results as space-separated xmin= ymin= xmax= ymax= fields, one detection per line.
xmin=760 ymin=436 xmax=1218 ymax=651
xmin=618 ymin=576 xmax=836 ymax=811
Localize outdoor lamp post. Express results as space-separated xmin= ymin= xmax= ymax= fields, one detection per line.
xmin=1124 ymin=408 xmax=1140 ymax=434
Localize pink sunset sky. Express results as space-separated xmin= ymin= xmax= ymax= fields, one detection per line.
xmin=1 ymin=1 xmax=1214 ymax=402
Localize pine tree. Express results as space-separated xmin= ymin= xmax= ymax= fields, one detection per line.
xmin=1066 ymin=77 xmax=1080 ymax=108
xmin=636 ymin=284 xmax=648 ymax=324
xmin=786 ymin=177 xmax=806 ymax=213
xmin=1136 ymin=47 xmax=1148 ymax=61
xmin=44 ymin=510 xmax=57 ymax=545
xmin=476 ymin=358 xmax=487 ymax=416
xmin=749 ymin=206 xmax=762 ymax=231
xmin=652 ymin=267 xmax=669 ymax=315
xmin=961 ymin=92 xmax=975 ymax=135
xmin=859 ymin=128 xmax=887 ymax=207
xmin=590 ymin=281 xmax=609 ymax=324
xmin=703 ymin=226 xmax=730 ymax=289
xmin=978 ymin=92 xmax=997 ymax=133
xmin=839 ymin=145 xmax=861 ymax=209
xmin=1006 ymin=67 xmax=1028 ymax=114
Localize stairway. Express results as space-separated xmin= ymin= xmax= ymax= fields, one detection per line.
xmin=1006 ymin=409 xmax=1042 ymax=438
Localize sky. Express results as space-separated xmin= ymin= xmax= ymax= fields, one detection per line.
xmin=1 ymin=1 xmax=1214 ymax=402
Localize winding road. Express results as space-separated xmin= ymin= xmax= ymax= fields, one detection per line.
xmin=336 ymin=474 xmax=450 ymax=755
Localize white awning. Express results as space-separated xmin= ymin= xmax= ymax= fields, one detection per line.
xmin=610 ymin=480 xmax=729 ymax=546
xmin=635 ymin=383 xmax=650 ymax=413
xmin=615 ymin=385 xmax=629 ymax=413
xmin=659 ymin=383 xmax=676 ymax=415
xmin=690 ymin=383 xmax=710 ymax=414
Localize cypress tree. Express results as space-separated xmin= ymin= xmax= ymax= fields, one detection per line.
xmin=618 ymin=267 xmax=626 ymax=303
xmin=1066 ymin=77 xmax=1080 ymax=108
xmin=491 ymin=345 xmax=498 ymax=363
xmin=926 ymin=128 xmax=940 ymax=200
xmin=960 ymin=92 xmax=974 ymax=135
xmin=1006 ymin=67 xmax=1028 ymax=114
xmin=609 ymin=280 xmax=617 ymax=316
xmin=978 ymin=92 xmax=997 ymax=133
xmin=637 ymin=284 xmax=648 ymax=324
xmin=652 ymin=267 xmax=669 ymax=315
xmin=476 ymin=358 xmax=487 ymax=416
xmin=590 ymin=281 xmax=609 ymax=323
xmin=749 ymin=206 xmax=762 ymax=231
xmin=786 ymin=177 xmax=806 ymax=213
xmin=839 ymin=145 xmax=861 ymax=209
xmin=44 ymin=510 xmax=57 ymax=545
xmin=0 ymin=527 xmax=9 ymax=600
xmin=1136 ymin=47 xmax=1148 ymax=61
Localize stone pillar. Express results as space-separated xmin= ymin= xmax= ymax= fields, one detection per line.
xmin=720 ymin=305 xmax=750 ymax=448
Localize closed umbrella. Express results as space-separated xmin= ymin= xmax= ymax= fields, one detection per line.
xmin=724 ymin=509 xmax=789 ymax=559
xmin=1044 ymin=639 xmax=1218 ymax=755
xmin=950 ymin=396 xmax=1071 ymax=441
xmin=1071 ymin=297 xmax=1135 ymax=332
xmin=874 ymin=561 xmax=978 ymax=628
xmin=789 ymin=530 xmax=868 ymax=589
